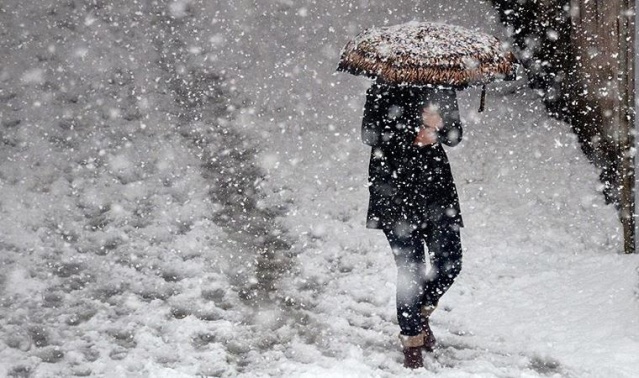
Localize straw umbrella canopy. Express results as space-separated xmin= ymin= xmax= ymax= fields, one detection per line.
xmin=337 ymin=21 xmax=517 ymax=110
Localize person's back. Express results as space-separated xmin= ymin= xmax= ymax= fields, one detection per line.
xmin=362 ymin=83 xmax=463 ymax=230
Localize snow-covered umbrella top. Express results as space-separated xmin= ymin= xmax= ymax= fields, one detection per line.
xmin=337 ymin=21 xmax=517 ymax=87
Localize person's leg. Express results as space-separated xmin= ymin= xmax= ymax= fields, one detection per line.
xmin=384 ymin=227 xmax=427 ymax=368
xmin=418 ymin=222 xmax=462 ymax=351
xmin=383 ymin=228 xmax=426 ymax=337
xmin=423 ymin=222 xmax=462 ymax=308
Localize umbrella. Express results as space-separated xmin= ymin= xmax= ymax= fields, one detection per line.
xmin=337 ymin=21 xmax=518 ymax=111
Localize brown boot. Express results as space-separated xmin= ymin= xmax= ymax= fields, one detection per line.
xmin=399 ymin=334 xmax=424 ymax=369
xmin=421 ymin=306 xmax=437 ymax=352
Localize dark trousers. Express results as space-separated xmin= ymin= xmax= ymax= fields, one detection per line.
xmin=384 ymin=222 xmax=462 ymax=336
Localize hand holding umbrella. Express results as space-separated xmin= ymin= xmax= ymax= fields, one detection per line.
xmin=414 ymin=105 xmax=443 ymax=147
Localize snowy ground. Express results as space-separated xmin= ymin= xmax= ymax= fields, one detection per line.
xmin=1 ymin=0 xmax=639 ymax=377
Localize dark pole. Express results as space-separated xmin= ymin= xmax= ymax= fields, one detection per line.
xmin=619 ymin=0 xmax=636 ymax=254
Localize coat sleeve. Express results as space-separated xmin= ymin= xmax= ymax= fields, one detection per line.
xmin=434 ymin=89 xmax=463 ymax=147
xmin=361 ymin=84 xmax=386 ymax=146
xmin=361 ymin=85 xmax=417 ymax=148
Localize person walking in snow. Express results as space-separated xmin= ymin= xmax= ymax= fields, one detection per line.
xmin=361 ymin=82 xmax=463 ymax=369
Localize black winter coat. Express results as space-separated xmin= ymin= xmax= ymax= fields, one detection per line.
xmin=362 ymin=83 xmax=464 ymax=231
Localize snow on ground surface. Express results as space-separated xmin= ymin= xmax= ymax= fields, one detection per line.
xmin=1 ymin=0 xmax=638 ymax=377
